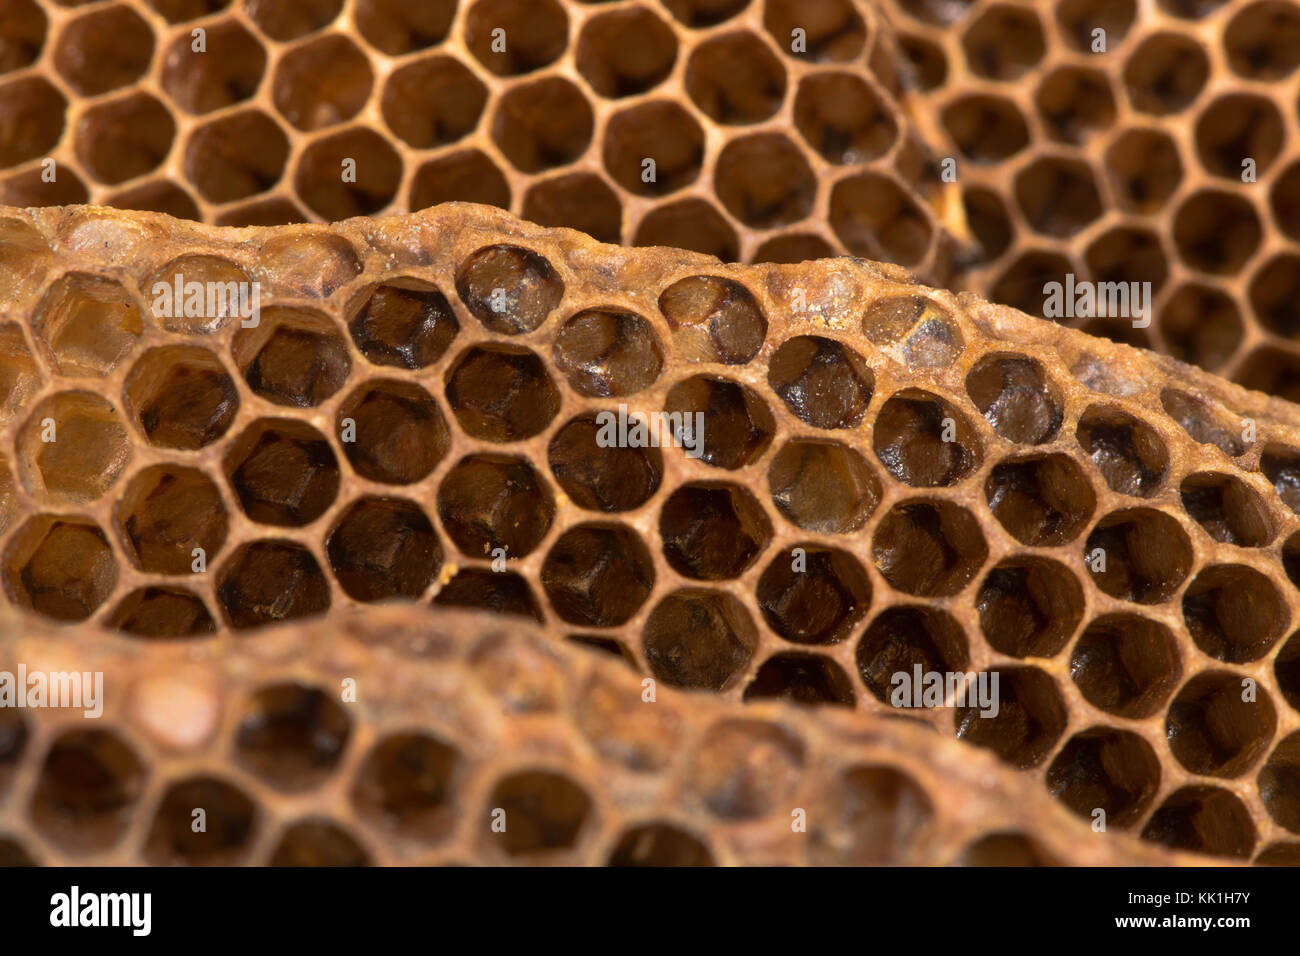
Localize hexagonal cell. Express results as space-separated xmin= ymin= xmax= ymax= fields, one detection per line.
xmin=445 ymin=344 xmax=560 ymax=442
xmin=715 ymin=133 xmax=816 ymax=229
xmin=1075 ymin=405 xmax=1169 ymax=497
xmin=691 ymin=719 xmax=805 ymax=823
xmin=351 ymin=732 xmax=460 ymax=843
xmin=1104 ymin=128 xmax=1183 ymax=213
xmin=437 ymin=453 xmax=555 ymax=559
xmin=984 ymin=453 xmax=1095 ymax=547
xmin=160 ymin=19 xmax=264 ymax=115
xmin=763 ymin=0 xmax=865 ymax=61
xmin=522 ymin=173 xmax=623 ymax=246
xmin=966 ymin=353 xmax=1063 ymax=445
xmin=607 ymin=823 xmax=714 ymax=867
xmin=1235 ymin=347 xmax=1300 ymax=404
xmin=75 ymin=93 xmax=175 ymax=186
xmin=231 ymin=306 xmax=350 ymax=407
xmin=548 ymin=412 xmax=663 ymax=513
xmin=1168 ymin=670 xmax=1276 ymax=777
xmin=272 ymin=34 xmax=371 ymax=131
xmin=1123 ymin=32 xmax=1208 ymax=115
xmin=216 ymin=539 xmax=329 ymax=629
xmin=410 ymin=149 xmax=511 ymax=211
xmin=658 ymin=275 xmax=765 ymax=366
xmin=2 ymin=514 xmax=116 ymax=622
xmin=223 ymin=418 xmax=337 ymax=528
xmin=1180 ymin=473 xmax=1274 ymax=548
xmin=0 ymin=0 xmax=45 ymax=74
xmin=455 ymin=244 xmax=563 ymax=335
xmin=1158 ymin=389 xmax=1245 ymax=459
xmin=553 ymin=308 xmax=663 ymax=398
xmin=830 ymin=171 xmax=934 ymax=266
xmin=1014 ymin=157 xmax=1103 ymax=238
xmin=978 ymin=557 xmax=1084 ymax=658
xmin=143 ymin=776 xmax=257 ymax=865
xmin=1035 ymin=66 xmax=1115 ymax=145
xmin=115 ymin=465 xmax=227 ymax=575
xmin=0 ymin=76 xmax=64 ymax=168
xmin=794 ymin=72 xmax=897 ymax=164
xmin=1086 ymin=228 xmax=1169 ymax=302
xmin=1194 ymin=94 xmax=1284 ymax=183
xmin=806 ymin=764 xmax=936 ymax=865
xmin=106 ymin=586 xmax=216 ymax=638
xmin=486 ymin=769 xmax=591 ymax=858
xmin=295 ymin=128 xmax=402 ymax=220
xmin=743 ymin=653 xmax=855 ymax=706
xmin=1157 ymin=285 xmax=1242 ymax=372
xmin=0 ymin=166 xmax=89 ymax=208
xmin=30 ymin=728 xmax=144 ymax=853
xmin=1046 ymin=727 xmax=1160 ymax=828
xmin=345 ymin=280 xmax=458 ymax=372
xmin=327 ymin=496 xmax=441 ymax=602
xmin=659 ymin=481 xmax=772 ymax=580
xmin=465 ymin=0 xmax=567 ymax=75
xmin=355 ymin=0 xmax=455 ymax=55
xmin=1084 ymin=507 xmax=1192 ymax=605
xmin=685 ymin=31 xmax=784 ymax=125
xmin=381 ymin=55 xmax=485 ymax=150
xmin=1224 ymin=1 xmax=1300 ymax=79
xmin=643 ymin=588 xmax=757 ymax=690
xmin=493 ymin=77 xmax=592 ymax=174
xmin=246 ymin=0 xmax=340 ymax=39
xmin=663 ymin=375 xmax=774 ymax=470
xmin=18 ymin=391 xmax=130 ymax=503
xmin=1183 ymin=564 xmax=1288 ymax=663
xmin=146 ymin=255 xmax=259 ymax=336
xmin=941 ymin=93 xmax=1029 ymax=162
xmin=1248 ymin=254 xmax=1300 ymax=339
xmin=632 ymin=198 xmax=738 ymax=261
xmin=185 ymin=111 xmax=290 ymax=204
xmin=859 ymin=296 xmax=963 ymax=368
xmin=235 ymin=683 xmax=351 ymax=791
xmin=123 ymin=345 xmax=239 ymax=451
xmin=989 ymin=250 xmax=1074 ymax=317
xmin=856 ymin=605 xmax=968 ymax=706
xmin=873 ymin=499 xmax=986 ymax=598
xmin=0 ymin=324 xmax=39 ymax=421
xmin=578 ymin=6 xmax=677 ymax=99
xmin=767 ymin=335 xmax=873 ymax=430
xmin=768 ymin=438 xmax=881 ymax=533
xmin=1141 ymin=785 xmax=1254 ymax=858
xmin=961 ymin=3 xmax=1044 ymax=80
xmin=33 ymin=273 xmax=143 ymax=378
xmin=1071 ymin=613 xmax=1182 ymax=718
xmin=898 ymin=34 xmax=949 ymax=91
xmin=1260 ymin=732 xmax=1300 ymax=834
xmin=603 ymin=101 xmax=705 ymax=197
xmin=269 ymin=820 xmax=370 ymax=867
xmin=954 ymin=666 xmax=1067 ymax=769
xmin=756 ymin=544 xmax=870 ymax=645
xmin=873 ymin=389 xmax=981 ymax=487
xmin=53 ymin=3 xmax=152 ymax=95
xmin=432 ymin=568 xmax=543 ymax=620
xmin=1056 ymin=0 xmax=1135 ymax=50
xmin=541 ymin=523 xmax=655 ymax=627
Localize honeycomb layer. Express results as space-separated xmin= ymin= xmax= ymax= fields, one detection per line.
xmin=1 ymin=202 xmax=1300 ymax=864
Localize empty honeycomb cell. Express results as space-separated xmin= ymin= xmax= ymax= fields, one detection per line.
xmin=755 ymin=544 xmax=871 ymax=645
xmin=1035 ymin=67 xmax=1115 ymax=145
xmin=1014 ymin=158 xmax=1103 ymax=238
xmin=18 ymin=391 xmax=131 ymax=503
xmin=327 ymin=496 xmax=441 ymax=601
xmin=897 ymin=33 xmax=948 ymax=90
xmin=186 ymin=112 xmax=290 ymax=204
xmin=1046 ymin=727 xmax=1161 ymax=828
xmin=0 ymin=167 xmax=89 ymax=208
xmin=233 ymin=306 xmax=351 ymax=407
xmin=1197 ymin=94 xmax=1284 ymax=182
xmin=1167 ymin=670 xmax=1276 ymax=777
xmin=1180 ymin=473 xmax=1273 ymax=547
xmin=763 ymin=0 xmax=865 ymax=62
xmin=1158 ymin=389 xmax=1244 ymax=459
xmin=273 ymin=35 xmax=371 ymax=132
xmin=465 ymin=0 xmax=567 ymax=76
xmin=1249 ymin=255 xmax=1300 ymax=339
xmin=954 ymin=832 xmax=1061 ymax=866
xmin=146 ymin=255 xmax=257 ymax=336
xmin=642 ymin=587 xmax=756 ymax=690
xmin=1183 ymin=564 xmax=1288 ymax=663
xmin=954 ymin=666 xmax=1067 ymax=769
xmin=856 ymin=605 xmax=969 ymax=705
xmin=663 ymin=375 xmax=774 ymax=470
xmin=658 ymin=275 xmax=766 ymax=365
xmin=1075 ymin=405 xmax=1168 ymax=497
xmin=522 ymin=173 xmax=623 ymax=245
xmin=873 ymin=499 xmax=987 ymax=598
xmin=124 ymin=346 xmax=239 ymax=450
xmin=53 ymin=3 xmax=152 ymax=96
xmin=794 ymin=72 xmax=897 ymax=164
xmin=355 ymin=0 xmax=456 ymax=55
xmin=768 ymin=438 xmax=881 ymax=533
xmin=1175 ymin=190 xmax=1262 ymax=275
xmin=767 ymin=335 xmax=873 ymax=430
xmin=235 ymin=683 xmax=351 ymax=791
xmin=160 ymin=20 xmax=264 ymax=115
xmin=715 ymin=133 xmax=816 ymax=229
xmin=75 ymin=93 xmax=176 ymax=186
xmin=216 ymin=539 xmax=330 ymax=628
xmin=633 ymin=198 xmax=739 ymax=261
xmin=577 ymin=5 xmax=677 ymax=99
xmin=659 ymin=481 xmax=772 ymax=580
xmin=487 ymin=769 xmax=592 ymax=858
xmin=1070 ymin=613 xmax=1182 ymax=718
xmin=1123 ymin=33 xmax=1208 ymax=115
xmin=382 ymin=56 xmax=486 ymax=150
xmin=1085 ymin=226 xmax=1169 ymax=296
xmin=1259 ymin=732 xmax=1300 ymax=834
xmin=961 ymin=4 xmax=1044 ymax=80
xmin=753 ymin=233 xmax=836 ymax=263
xmin=541 ymin=523 xmax=654 ymax=627
xmin=830 ymin=172 xmax=934 ymax=265
xmin=0 ymin=0 xmax=44 ymax=74
xmin=455 ymin=244 xmax=563 ymax=336
xmin=873 ymin=389 xmax=980 ymax=487
xmin=1141 ymin=785 xmax=1255 ymax=858
xmin=339 ymin=380 xmax=450 ymax=484
xmin=1273 ymin=162 xmax=1300 ymax=241
xmin=0 ymin=77 xmax=64 ymax=168
xmin=347 ymin=280 xmax=458 ymax=371
xmin=246 ymin=0 xmax=341 ymax=40
xmin=1103 ymin=128 xmax=1183 ymax=214
xmin=691 ymin=718 xmax=803 ymax=820
xmin=437 ymin=453 xmax=555 ymax=559
xmin=685 ymin=31 xmax=785 ymax=125
xmin=351 ymin=732 xmax=459 ymax=844
xmin=743 ymin=652 xmax=856 ymax=706
xmin=106 ymin=586 xmax=216 ymax=638
xmin=553 ymin=308 xmax=663 ymax=398
xmin=144 ymin=776 xmax=257 ymax=865
xmin=1236 ymin=347 xmax=1300 ymax=405
xmin=432 ymin=568 xmax=543 ymax=620
xmin=295 ymin=128 xmax=402 ymax=220
xmin=806 ymin=764 xmax=936 ymax=865
xmin=1224 ymin=1 xmax=1300 ymax=78
xmin=989 ymin=250 xmax=1074 ymax=317
xmin=966 ymin=354 xmax=1063 ymax=446
xmin=1056 ymin=0 xmax=1136 ymax=50
xmin=446 ymin=344 xmax=560 ymax=442
xmin=116 ymin=465 xmax=228 ymax=575
xmin=410 ymin=150 xmax=512 ymax=211
xmin=33 ymin=273 xmax=143 ymax=377
xmin=603 ymin=101 xmax=705 ymax=197
xmin=30 ymin=729 xmax=144 ymax=853
xmin=224 ymin=418 xmax=339 ymax=526
xmin=607 ymin=823 xmax=715 ymax=867
xmin=977 ymin=557 xmax=1084 ymax=658
xmin=547 ymin=412 xmax=663 ymax=512
xmin=492 ymin=78 xmax=593 ymax=174
xmin=270 ymin=820 xmax=370 ymax=867
xmin=941 ymin=94 xmax=1030 ymax=162
xmin=1084 ymin=508 xmax=1192 ymax=604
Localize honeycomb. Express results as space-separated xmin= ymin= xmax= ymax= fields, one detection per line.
xmin=0 ymin=202 xmax=1299 ymax=866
